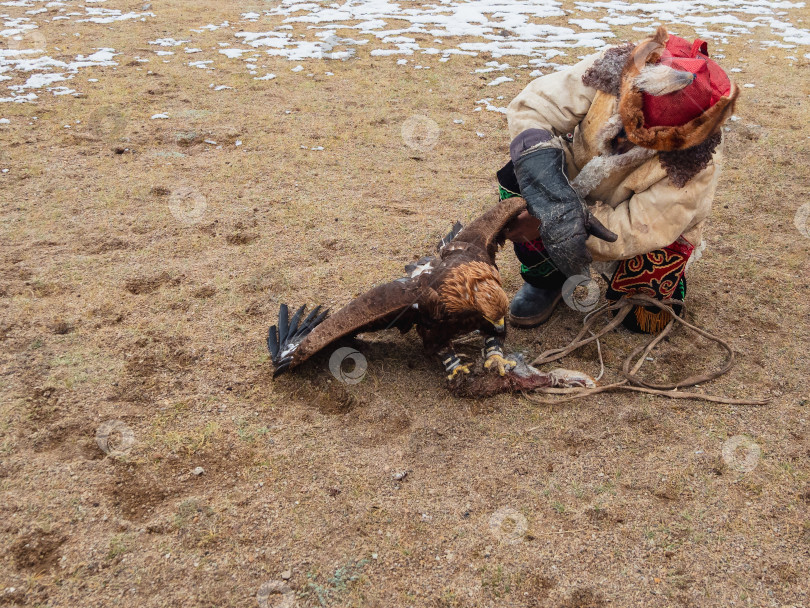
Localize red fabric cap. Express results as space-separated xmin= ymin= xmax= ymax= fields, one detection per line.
xmin=641 ymin=34 xmax=732 ymax=128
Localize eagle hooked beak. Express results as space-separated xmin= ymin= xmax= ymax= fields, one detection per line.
xmin=488 ymin=317 xmax=506 ymax=333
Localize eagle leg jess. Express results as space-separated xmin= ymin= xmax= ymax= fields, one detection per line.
xmin=482 ymin=336 xmax=517 ymax=376
xmin=440 ymin=349 xmax=471 ymax=380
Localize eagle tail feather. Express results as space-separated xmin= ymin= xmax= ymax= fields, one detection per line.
xmin=291 ymin=305 xmax=326 ymax=341
xmin=277 ymin=303 xmax=289 ymax=346
xmin=286 ymin=304 xmax=306 ymax=340
xmin=268 ymin=303 xmax=329 ymax=377
xmin=268 ymin=325 xmax=279 ymax=359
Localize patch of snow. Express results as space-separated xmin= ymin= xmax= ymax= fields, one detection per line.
xmin=476 ymin=97 xmax=507 ymax=113
xmin=570 ymin=18 xmax=610 ymax=30
xmin=151 ymin=113 xmax=169 ymax=119
xmin=475 ymin=61 xmax=510 ymax=73
xmin=192 ymin=22 xmax=229 ymax=32
xmin=219 ymin=48 xmax=246 ymax=58
xmin=6 ymin=0 xmax=807 ymax=103
xmin=9 ymin=71 xmax=67 ymax=90
xmin=0 ymin=92 xmax=37 ymax=103
xmin=487 ymin=75 xmax=513 ymax=86
xmin=49 ymin=86 xmax=76 ymax=96
xmin=78 ymin=8 xmax=154 ymax=24
xmin=149 ymin=38 xmax=189 ymax=47
xmin=371 ymin=48 xmax=414 ymax=56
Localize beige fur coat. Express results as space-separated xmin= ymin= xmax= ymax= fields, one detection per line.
xmin=506 ymin=50 xmax=725 ymax=262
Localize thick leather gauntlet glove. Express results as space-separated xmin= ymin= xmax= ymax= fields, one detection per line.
xmin=512 ymin=137 xmax=617 ymax=277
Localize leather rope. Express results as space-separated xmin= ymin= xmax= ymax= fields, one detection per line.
xmin=524 ymin=294 xmax=769 ymax=406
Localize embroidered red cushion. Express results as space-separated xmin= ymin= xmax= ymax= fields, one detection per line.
xmin=642 ymin=35 xmax=732 ymax=128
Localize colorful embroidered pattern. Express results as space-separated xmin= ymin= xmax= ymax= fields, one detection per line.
xmin=499 ymin=185 xmax=520 ymax=200
xmin=515 ymin=238 xmax=559 ymax=280
xmin=606 ymin=240 xmax=694 ymax=301
xmin=607 ymin=241 xmax=693 ymax=333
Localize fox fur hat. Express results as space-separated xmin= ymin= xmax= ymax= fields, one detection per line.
xmin=617 ymin=26 xmax=739 ymax=151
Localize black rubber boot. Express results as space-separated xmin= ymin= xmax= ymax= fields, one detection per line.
xmin=509 ymin=282 xmax=563 ymax=328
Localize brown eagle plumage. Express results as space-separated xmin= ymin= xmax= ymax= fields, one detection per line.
xmin=268 ymin=196 xmax=527 ymax=379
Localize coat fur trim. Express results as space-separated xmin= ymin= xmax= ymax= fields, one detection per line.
xmin=570 ymin=113 xmax=656 ymax=198
xmin=659 ymin=131 xmax=722 ymax=188
xmin=582 ymin=43 xmax=634 ymax=96
xmin=618 ymin=26 xmax=739 ymax=152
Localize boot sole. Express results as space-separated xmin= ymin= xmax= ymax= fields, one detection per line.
xmin=509 ymin=293 xmax=563 ymax=328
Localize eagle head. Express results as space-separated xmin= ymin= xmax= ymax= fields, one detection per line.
xmin=439 ymin=261 xmax=509 ymax=332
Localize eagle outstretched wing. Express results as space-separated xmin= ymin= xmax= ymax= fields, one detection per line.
xmin=437 ymin=221 xmax=464 ymax=252
xmin=402 ymin=197 xmax=525 ymax=282
xmin=268 ymin=279 xmax=420 ymax=376
xmin=403 ymin=220 xmax=465 ymax=280
xmin=268 ymin=196 xmax=527 ymax=377
xmin=453 ymin=196 xmax=527 ymax=259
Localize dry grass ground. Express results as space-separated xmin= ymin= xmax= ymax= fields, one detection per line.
xmin=1 ymin=1 xmax=809 ymax=607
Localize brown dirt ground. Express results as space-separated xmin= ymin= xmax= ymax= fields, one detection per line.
xmin=1 ymin=1 xmax=809 ymax=607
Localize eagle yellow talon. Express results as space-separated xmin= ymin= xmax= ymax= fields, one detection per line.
xmin=447 ymin=364 xmax=472 ymax=380
xmin=484 ymin=353 xmax=517 ymax=376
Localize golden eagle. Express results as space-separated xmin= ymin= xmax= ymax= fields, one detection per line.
xmin=268 ymin=196 xmax=528 ymax=379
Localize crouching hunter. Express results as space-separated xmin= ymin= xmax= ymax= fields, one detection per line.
xmin=501 ymin=26 xmax=739 ymax=333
